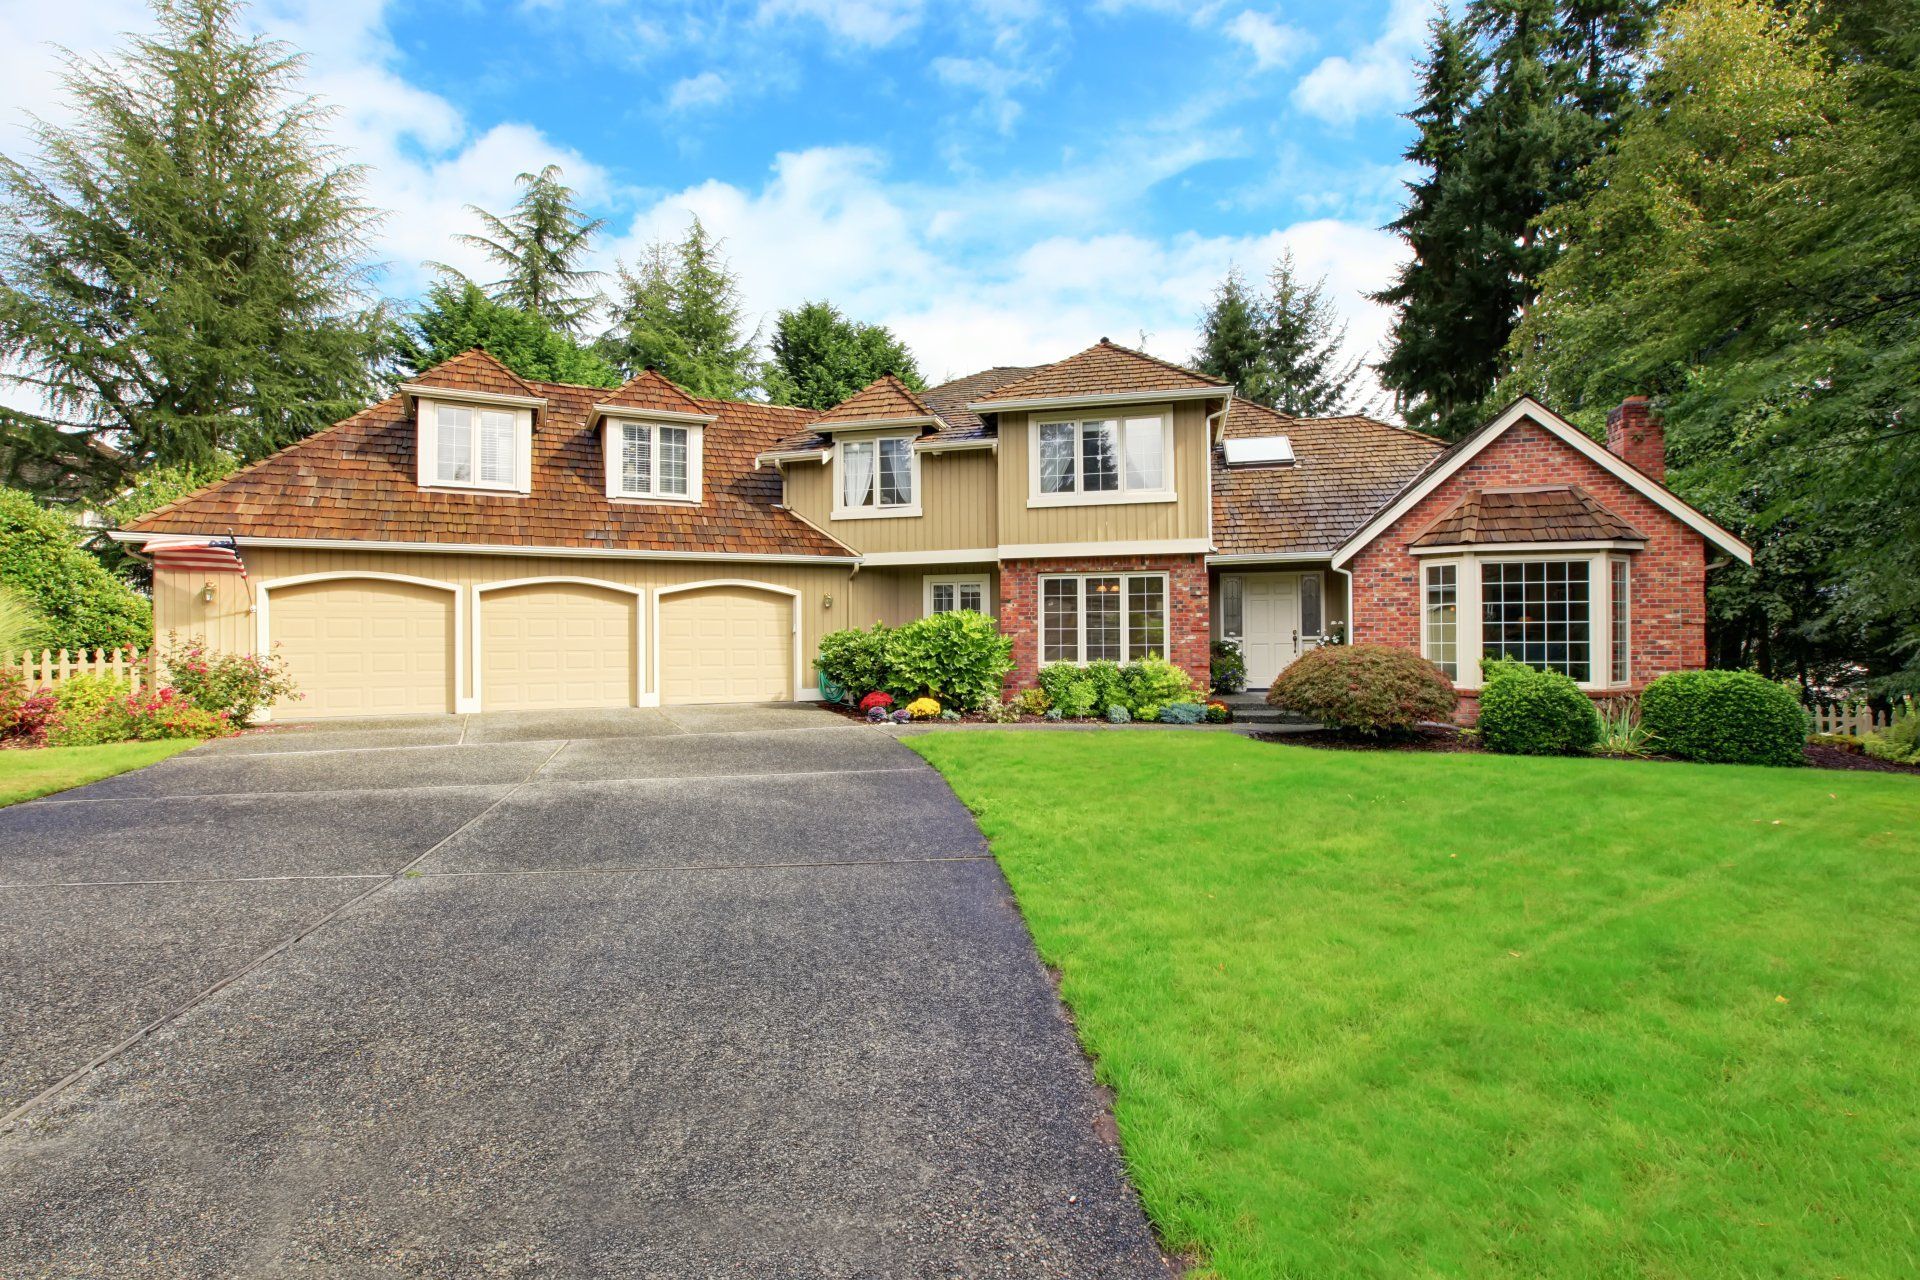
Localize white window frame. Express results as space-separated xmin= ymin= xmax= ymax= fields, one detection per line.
xmin=1422 ymin=562 xmax=1459 ymax=681
xmin=831 ymin=434 xmax=922 ymax=520
xmin=605 ymin=417 xmax=704 ymax=504
xmin=1415 ymin=550 xmax=1635 ymax=690
xmin=923 ymin=574 xmax=993 ymax=617
xmin=416 ymin=397 xmax=532 ymax=494
xmin=1038 ymin=572 xmax=1170 ymax=665
xmin=1609 ymin=555 xmax=1632 ymax=685
xmin=1027 ymin=408 xmax=1174 ymax=508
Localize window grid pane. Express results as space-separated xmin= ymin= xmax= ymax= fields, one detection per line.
xmin=843 ymin=441 xmax=875 ymax=507
xmin=1042 ymin=579 xmax=1079 ymax=663
xmin=1611 ymin=560 xmax=1630 ymax=684
xmin=931 ymin=584 xmax=955 ymax=613
xmin=1424 ymin=563 xmax=1458 ymax=680
xmin=1122 ymin=417 xmax=1164 ymax=491
xmin=658 ymin=427 xmax=688 ymax=495
xmin=479 ymin=410 xmax=515 ymax=484
xmin=622 ymin=424 xmax=651 ymax=493
xmin=878 ymin=438 xmax=912 ymax=505
xmin=958 ymin=585 xmax=984 ymax=612
xmin=1084 ymin=576 xmax=1122 ymax=661
xmin=436 ymin=405 xmax=472 ymax=484
xmin=1481 ymin=560 xmax=1590 ymax=681
xmin=1081 ymin=422 xmax=1120 ymax=492
xmin=1039 ymin=424 xmax=1076 ymax=493
xmin=1127 ymin=576 xmax=1165 ymax=659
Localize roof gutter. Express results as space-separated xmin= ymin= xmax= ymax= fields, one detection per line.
xmin=107 ymin=530 xmax=860 ymax=567
xmin=966 ymin=385 xmax=1229 ymax=414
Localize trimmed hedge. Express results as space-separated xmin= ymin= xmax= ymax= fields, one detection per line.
xmin=816 ymin=612 xmax=1014 ymax=711
xmin=1037 ymin=657 xmax=1202 ymax=720
xmin=1640 ymin=670 xmax=1805 ymax=766
xmin=1476 ymin=659 xmax=1602 ymax=756
xmin=1267 ymin=644 xmax=1457 ymax=735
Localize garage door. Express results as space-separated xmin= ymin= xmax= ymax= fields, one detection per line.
xmin=659 ymin=586 xmax=791 ymax=705
xmin=270 ymin=579 xmax=454 ymax=718
xmin=481 ymin=582 xmax=637 ymax=711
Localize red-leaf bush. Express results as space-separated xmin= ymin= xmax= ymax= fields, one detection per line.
xmin=1267 ymin=643 xmax=1458 ymax=735
xmin=857 ymin=690 xmax=894 ymax=714
xmin=0 ymin=668 xmax=60 ymax=748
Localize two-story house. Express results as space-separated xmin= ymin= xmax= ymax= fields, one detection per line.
xmin=118 ymin=340 xmax=1751 ymax=720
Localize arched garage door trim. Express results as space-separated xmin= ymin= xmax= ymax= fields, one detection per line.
xmin=255 ymin=572 xmax=466 ymax=719
xmin=651 ymin=579 xmax=802 ymax=707
xmin=472 ymin=576 xmax=646 ymax=712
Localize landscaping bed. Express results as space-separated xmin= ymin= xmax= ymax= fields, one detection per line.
xmin=910 ymin=731 xmax=1920 ymax=1279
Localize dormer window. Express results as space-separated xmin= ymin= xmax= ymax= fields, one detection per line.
xmin=412 ymin=395 xmax=536 ymax=494
xmin=832 ymin=435 xmax=920 ymax=519
xmin=1030 ymin=409 xmax=1172 ymax=506
xmin=605 ymin=418 xmax=704 ymax=503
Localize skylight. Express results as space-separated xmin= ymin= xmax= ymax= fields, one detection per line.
xmin=1223 ymin=435 xmax=1295 ymax=466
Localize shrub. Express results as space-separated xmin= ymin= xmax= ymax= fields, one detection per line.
xmin=47 ymin=674 xmax=137 ymax=746
xmin=1044 ymin=707 xmax=1063 ymax=721
xmin=1210 ymin=639 xmax=1246 ymax=694
xmin=0 ymin=585 xmax=49 ymax=655
xmin=1204 ymin=700 xmax=1232 ymax=724
xmin=1592 ymin=696 xmax=1653 ymax=758
xmin=1862 ymin=698 xmax=1919 ymax=764
xmin=1159 ymin=701 xmax=1205 ymax=724
xmin=1122 ymin=657 xmax=1202 ymax=721
xmin=1105 ymin=704 xmax=1131 ymax=724
xmin=979 ymin=696 xmax=1022 ymax=724
xmin=0 ymin=488 xmax=150 ymax=651
xmin=0 ymin=668 xmax=60 ymax=748
xmin=938 ymin=709 xmax=962 ymax=722
xmin=858 ymin=690 xmax=894 ymax=714
xmin=1267 ymin=644 xmax=1457 ymax=736
xmin=118 ymin=686 xmax=231 ymax=740
xmin=1476 ymin=660 xmax=1602 ymax=756
xmin=818 ymin=624 xmax=895 ymax=700
xmin=160 ymin=634 xmax=299 ymax=727
xmin=1084 ymin=661 xmax=1126 ymax=715
xmin=906 ymin=696 xmax=943 ymax=721
xmin=1037 ymin=662 xmax=1081 ymax=708
xmin=885 ymin=610 xmax=1014 ymax=710
xmin=1011 ymin=688 xmax=1051 ymax=718
xmin=1640 ymin=670 xmax=1805 ymax=766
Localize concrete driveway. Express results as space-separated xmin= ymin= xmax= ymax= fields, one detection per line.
xmin=0 ymin=705 xmax=1166 ymax=1278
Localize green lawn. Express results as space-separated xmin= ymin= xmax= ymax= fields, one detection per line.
xmin=908 ymin=732 xmax=1920 ymax=1279
xmin=0 ymin=739 xmax=199 ymax=807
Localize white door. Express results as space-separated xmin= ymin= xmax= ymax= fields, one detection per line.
xmin=1239 ymin=575 xmax=1302 ymax=688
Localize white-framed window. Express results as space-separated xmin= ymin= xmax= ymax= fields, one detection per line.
xmin=608 ymin=419 xmax=701 ymax=501
xmin=1610 ymin=557 xmax=1631 ymax=684
xmin=833 ymin=435 xmax=919 ymax=518
xmin=1423 ymin=563 xmax=1459 ymax=679
xmin=1481 ymin=559 xmax=1592 ymax=682
xmin=1029 ymin=410 xmax=1172 ymax=506
xmin=423 ymin=401 xmax=525 ymax=491
xmin=1039 ymin=573 xmax=1168 ymax=664
xmin=925 ymin=575 xmax=991 ymax=617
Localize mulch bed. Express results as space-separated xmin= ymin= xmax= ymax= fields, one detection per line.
xmin=1803 ymin=741 xmax=1920 ymax=774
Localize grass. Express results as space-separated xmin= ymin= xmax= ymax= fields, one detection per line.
xmin=0 ymin=739 xmax=199 ymax=807
xmin=907 ymin=732 xmax=1920 ymax=1279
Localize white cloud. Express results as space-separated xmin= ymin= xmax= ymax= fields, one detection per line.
xmin=753 ymin=0 xmax=927 ymax=46
xmin=931 ymin=56 xmax=1039 ymax=134
xmin=1293 ymin=0 xmax=1431 ymax=125
xmin=1225 ymin=10 xmax=1309 ymax=71
xmin=666 ymin=70 xmax=731 ymax=112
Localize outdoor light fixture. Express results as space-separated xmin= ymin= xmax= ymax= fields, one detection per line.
xmin=823 ymin=593 xmax=834 ymax=609
xmin=201 ymin=581 xmax=216 ymax=604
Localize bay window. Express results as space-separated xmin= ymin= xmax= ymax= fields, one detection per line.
xmin=836 ymin=436 xmax=917 ymax=516
xmin=1610 ymin=558 xmax=1631 ymax=684
xmin=1416 ymin=551 xmax=1636 ymax=688
xmin=1040 ymin=574 xmax=1168 ymax=664
xmin=1423 ymin=563 xmax=1458 ymax=680
xmin=1032 ymin=412 xmax=1170 ymax=504
xmin=1481 ymin=560 xmax=1591 ymax=682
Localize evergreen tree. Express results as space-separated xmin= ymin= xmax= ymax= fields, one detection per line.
xmin=1195 ymin=269 xmax=1273 ymax=405
xmin=403 ymin=280 xmax=620 ymax=388
xmin=0 ymin=0 xmax=389 ymax=495
xmin=600 ymin=219 xmax=758 ymax=398
xmin=1260 ymin=253 xmax=1362 ymax=417
xmin=764 ymin=301 xmax=923 ymax=410
xmin=447 ymin=165 xmax=604 ymax=336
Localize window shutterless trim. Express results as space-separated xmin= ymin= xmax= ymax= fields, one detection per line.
xmin=1037 ymin=571 xmax=1171 ymax=665
xmin=831 ymin=434 xmax=922 ymax=520
xmin=1025 ymin=408 xmax=1174 ymax=507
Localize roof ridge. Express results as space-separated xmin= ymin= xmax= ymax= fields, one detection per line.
xmin=1089 ymin=335 xmax=1229 ymax=387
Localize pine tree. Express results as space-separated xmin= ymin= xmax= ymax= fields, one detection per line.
xmin=1195 ymin=269 xmax=1273 ymax=404
xmin=1260 ymin=253 xmax=1362 ymax=417
xmin=0 ymin=0 xmax=389 ymax=494
xmin=448 ymin=165 xmax=604 ymax=335
xmin=600 ymin=219 xmax=758 ymax=398
xmin=765 ymin=301 xmax=923 ymax=410
xmin=402 ymin=281 xmax=620 ymax=388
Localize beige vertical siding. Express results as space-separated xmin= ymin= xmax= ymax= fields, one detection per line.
xmin=844 ymin=565 xmax=999 ymax=626
xmin=781 ymin=445 xmax=998 ymax=554
xmin=995 ymin=403 xmax=1213 ymax=546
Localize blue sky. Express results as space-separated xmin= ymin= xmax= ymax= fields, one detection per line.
xmin=1 ymin=0 xmax=1436 ymax=402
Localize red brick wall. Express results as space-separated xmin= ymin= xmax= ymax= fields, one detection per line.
xmin=998 ymin=554 xmax=1210 ymax=692
xmin=1346 ymin=415 xmax=1709 ymax=694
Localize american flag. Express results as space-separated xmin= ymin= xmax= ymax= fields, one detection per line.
xmin=146 ymin=536 xmax=247 ymax=577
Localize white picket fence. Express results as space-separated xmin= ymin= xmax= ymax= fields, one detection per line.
xmin=4 ymin=648 xmax=153 ymax=693
xmin=1808 ymin=696 xmax=1909 ymax=739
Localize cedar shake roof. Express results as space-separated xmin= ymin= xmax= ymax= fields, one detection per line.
xmin=920 ymin=365 xmax=1039 ymax=441
xmin=1410 ymin=486 xmax=1646 ymax=548
xmin=594 ymin=368 xmax=709 ymax=417
xmin=403 ymin=348 xmax=542 ymax=400
xmin=812 ymin=375 xmax=938 ymax=428
xmin=127 ymin=363 xmax=851 ymax=559
xmin=1211 ymin=398 xmax=1445 ymax=555
xmin=970 ymin=338 xmax=1227 ymax=407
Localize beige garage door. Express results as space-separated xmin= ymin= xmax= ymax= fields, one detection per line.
xmin=659 ymin=586 xmax=791 ymax=705
xmin=481 ymin=582 xmax=637 ymax=711
xmin=270 ymin=579 xmax=454 ymax=718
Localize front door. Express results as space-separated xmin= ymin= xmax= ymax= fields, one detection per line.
xmin=1240 ymin=575 xmax=1301 ymax=688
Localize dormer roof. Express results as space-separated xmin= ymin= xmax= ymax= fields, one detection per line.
xmin=398 ymin=349 xmax=546 ymax=408
xmin=1410 ymin=486 xmax=1648 ymax=549
xmin=968 ymin=338 xmax=1228 ymax=412
xmin=812 ymin=375 xmax=943 ymax=430
xmin=592 ymin=368 xmax=713 ymax=422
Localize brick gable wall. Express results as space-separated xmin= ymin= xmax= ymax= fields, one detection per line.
xmin=1346 ymin=416 xmax=1710 ymax=715
xmin=999 ymin=554 xmax=1210 ymax=693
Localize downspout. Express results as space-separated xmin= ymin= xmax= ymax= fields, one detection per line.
xmin=1332 ymin=564 xmax=1356 ymax=645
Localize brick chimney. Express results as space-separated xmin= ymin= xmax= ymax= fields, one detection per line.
xmin=1606 ymin=395 xmax=1665 ymax=481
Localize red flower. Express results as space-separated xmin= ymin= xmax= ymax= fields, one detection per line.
xmin=857 ymin=691 xmax=894 ymax=713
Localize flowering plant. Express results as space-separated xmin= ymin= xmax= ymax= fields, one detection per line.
xmin=160 ymin=633 xmax=300 ymax=727
xmin=0 ymin=668 xmax=60 ymax=748
xmin=905 ymin=697 xmax=942 ymax=720
xmin=865 ymin=706 xmax=889 ymax=723
xmin=857 ymin=690 xmax=894 ymax=714
xmin=1205 ymin=701 xmax=1233 ymax=724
